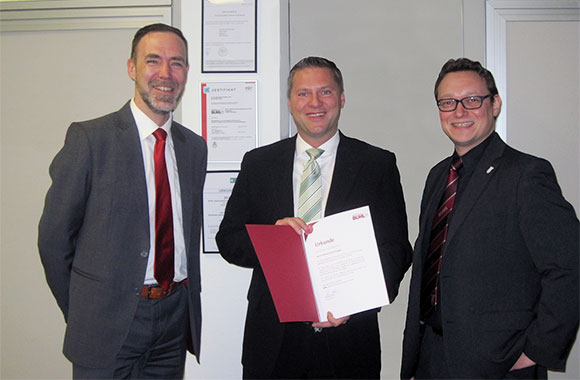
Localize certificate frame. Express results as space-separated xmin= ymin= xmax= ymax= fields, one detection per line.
xmin=201 ymin=0 xmax=257 ymax=73
xmin=201 ymin=80 xmax=258 ymax=164
xmin=202 ymin=170 xmax=240 ymax=253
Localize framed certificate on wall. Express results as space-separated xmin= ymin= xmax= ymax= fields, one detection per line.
xmin=202 ymin=170 xmax=239 ymax=253
xmin=201 ymin=81 xmax=258 ymax=164
xmin=202 ymin=0 xmax=257 ymax=73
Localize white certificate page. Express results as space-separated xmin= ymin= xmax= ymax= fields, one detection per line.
xmin=202 ymin=0 xmax=256 ymax=72
xmin=201 ymin=81 xmax=257 ymax=163
xmin=303 ymin=206 xmax=390 ymax=322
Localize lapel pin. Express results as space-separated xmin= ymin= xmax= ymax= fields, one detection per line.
xmin=486 ymin=166 xmax=494 ymax=174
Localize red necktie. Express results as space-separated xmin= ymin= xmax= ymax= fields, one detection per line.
xmin=153 ymin=128 xmax=174 ymax=290
xmin=421 ymin=156 xmax=463 ymax=319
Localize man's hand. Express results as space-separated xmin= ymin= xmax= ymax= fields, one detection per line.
xmin=312 ymin=311 xmax=350 ymax=329
xmin=275 ymin=217 xmax=313 ymax=235
xmin=510 ymin=352 xmax=536 ymax=371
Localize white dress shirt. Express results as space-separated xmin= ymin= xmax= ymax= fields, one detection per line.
xmin=293 ymin=131 xmax=340 ymax=219
xmin=130 ymin=100 xmax=187 ymax=285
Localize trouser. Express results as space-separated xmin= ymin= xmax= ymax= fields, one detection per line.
xmin=73 ymin=286 xmax=188 ymax=379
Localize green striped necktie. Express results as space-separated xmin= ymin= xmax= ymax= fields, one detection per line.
xmin=298 ymin=148 xmax=324 ymax=222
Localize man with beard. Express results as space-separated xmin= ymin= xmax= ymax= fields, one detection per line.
xmin=38 ymin=23 xmax=207 ymax=379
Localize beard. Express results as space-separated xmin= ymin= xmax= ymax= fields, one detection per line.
xmin=138 ymin=81 xmax=185 ymax=115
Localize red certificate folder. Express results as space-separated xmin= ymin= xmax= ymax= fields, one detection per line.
xmin=245 ymin=224 xmax=319 ymax=322
xmin=245 ymin=206 xmax=390 ymax=324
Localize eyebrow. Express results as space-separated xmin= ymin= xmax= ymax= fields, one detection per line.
xmin=144 ymin=54 xmax=186 ymax=63
xmin=294 ymin=85 xmax=334 ymax=92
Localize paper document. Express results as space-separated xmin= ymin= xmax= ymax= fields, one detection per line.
xmin=246 ymin=206 xmax=389 ymax=323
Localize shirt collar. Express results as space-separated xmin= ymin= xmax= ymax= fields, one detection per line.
xmin=454 ymin=131 xmax=496 ymax=174
xmin=295 ymin=130 xmax=340 ymax=158
xmin=130 ymin=99 xmax=173 ymax=141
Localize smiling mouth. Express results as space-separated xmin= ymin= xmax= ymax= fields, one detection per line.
xmin=152 ymin=82 xmax=176 ymax=94
xmin=154 ymin=86 xmax=174 ymax=93
xmin=452 ymin=122 xmax=474 ymax=127
xmin=307 ymin=112 xmax=325 ymax=118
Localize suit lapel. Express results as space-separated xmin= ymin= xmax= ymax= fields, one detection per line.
xmin=272 ymin=137 xmax=297 ymax=217
xmin=325 ymin=133 xmax=365 ymax=216
xmin=171 ymin=124 xmax=194 ymax=250
xmin=445 ymin=134 xmax=506 ymax=248
xmin=419 ymin=159 xmax=451 ymax=258
xmin=115 ymin=102 xmax=149 ymax=219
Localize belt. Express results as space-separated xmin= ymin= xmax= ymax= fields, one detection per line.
xmin=140 ymin=280 xmax=186 ymax=299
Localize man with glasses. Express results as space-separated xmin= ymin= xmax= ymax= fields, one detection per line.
xmin=401 ymin=58 xmax=578 ymax=379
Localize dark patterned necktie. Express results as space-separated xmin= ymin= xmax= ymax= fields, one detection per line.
xmin=421 ymin=156 xmax=463 ymax=319
xmin=153 ymin=128 xmax=174 ymax=290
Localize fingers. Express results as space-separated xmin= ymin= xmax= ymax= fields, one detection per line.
xmin=275 ymin=217 xmax=313 ymax=235
xmin=326 ymin=311 xmax=350 ymax=327
xmin=312 ymin=321 xmax=332 ymax=328
xmin=311 ymin=312 xmax=350 ymax=329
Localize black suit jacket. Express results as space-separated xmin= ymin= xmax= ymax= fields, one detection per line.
xmin=216 ymin=132 xmax=412 ymax=377
xmin=401 ymin=133 xmax=579 ymax=378
xmin=38 ymin=102 xmax=207 ymax=367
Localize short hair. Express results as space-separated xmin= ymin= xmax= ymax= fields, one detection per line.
xmin=287 ymin=56 xmax=344 ymax=98
xmin=130 ymin=23 xmax=188 ymax=65
xmin=434 ymin=58 xmax=498 ymax=100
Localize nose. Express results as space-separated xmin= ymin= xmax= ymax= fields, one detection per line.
xmin=308 ymin=93 xmax=321 ymax=107
xmin=454 ymin=102 xmax=467 ymax=116
xmin=159 ymin=61 xmax=171 ymax=78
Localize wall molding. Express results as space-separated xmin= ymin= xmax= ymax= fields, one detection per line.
xmin=0 ymin=0 xmax=172 ymax=31
xmin=0 ymin=7 xmax=171 ymax=31
xmin=0 ymin=0 xmax=170 ymax=10
xmin=485 ymin=0 xmax=580 ymax=138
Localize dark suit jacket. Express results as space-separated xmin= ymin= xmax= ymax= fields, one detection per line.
xmin=216 ymin=132 xmax=412 ymax=377
xmin=38 ymin=102 xmax=207 ymax=367
xmin=401 ymin=133 xmax=579 ymax=379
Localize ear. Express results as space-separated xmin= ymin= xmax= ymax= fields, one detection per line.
xmin=127 ymin=58 xmax=136 ymax=81
xmin=340 ymin=92 xmax=345 ymax=108
xmin=492 ymin=94 xmax=502 ymax=118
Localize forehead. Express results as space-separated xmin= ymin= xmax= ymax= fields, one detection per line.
xmin=135 ymin=32 xmax=186 ymax=56
xmin=292 ymin=67 xmax=339 ymax=89
xmin=438 ymin=71 xmax=487 ymax=97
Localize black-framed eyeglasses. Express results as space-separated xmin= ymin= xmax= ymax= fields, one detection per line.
xmin=437 ymin=94 xmax=493 ymax=112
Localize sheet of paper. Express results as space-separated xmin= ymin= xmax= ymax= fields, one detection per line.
xmin=202 ymin=0 xmax=256 ymax=72
xmin=202 ymin=171 xmax=239 ymax=253
xmin=304 ymin=206 xmax=390 ymax=321
xmin=201 ymin=81 xmax=257 ymax=163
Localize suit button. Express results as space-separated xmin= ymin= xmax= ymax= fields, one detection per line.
xmin=140 ymin=251 xmax=148 ymax=257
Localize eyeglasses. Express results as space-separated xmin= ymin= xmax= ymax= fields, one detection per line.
xmin=437 ymin=94 xmax=493 ymax=112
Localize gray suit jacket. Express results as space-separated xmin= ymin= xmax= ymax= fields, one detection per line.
xmin=38 ymin=102 xmax=207 ymax=367
xmin=401 ymin=133 xmax=579 ymax=378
